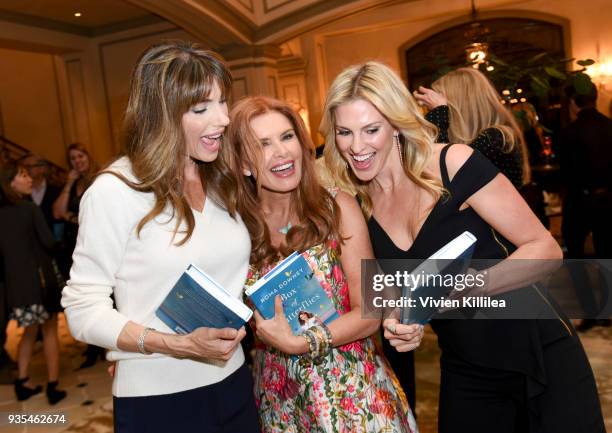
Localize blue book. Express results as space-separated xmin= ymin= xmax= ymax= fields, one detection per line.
xmin=156 ymin=264 xmax=253 ymax=334
xmin=245 ymin=252 xmax=339 ymax=335
xmin=400 ymin=231 xmax=477 ymax=324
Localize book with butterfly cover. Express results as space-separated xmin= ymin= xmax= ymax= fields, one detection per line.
xmin=245 ymin=252 xmax=339 ymax=335
xmin=156 ymin=264 xmax=253 ymax=334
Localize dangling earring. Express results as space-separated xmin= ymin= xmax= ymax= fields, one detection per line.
xmin=395 ymin=133 xmax=404 ymax=165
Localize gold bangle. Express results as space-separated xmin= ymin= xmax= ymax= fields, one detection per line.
xmin=302 ymin=330 xmax=317 ymax=361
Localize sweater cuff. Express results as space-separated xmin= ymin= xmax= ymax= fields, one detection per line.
xmin=81 ymin=310 xmax=130 ymax=352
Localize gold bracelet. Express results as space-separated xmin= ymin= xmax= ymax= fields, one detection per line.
xmin=302 ymin=330 xmax=317 ymax=361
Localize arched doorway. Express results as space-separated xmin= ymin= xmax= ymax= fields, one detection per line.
xmin=403 ymin=17 xmax=570 ymax=190
xmin=403 ymin=18 xmax=566 ymax=92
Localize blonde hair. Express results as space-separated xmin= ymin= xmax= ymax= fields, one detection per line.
xmin=225 ymin=96 xmax=342 ymax=268
xmin=321 ymin=61 xmax=444 ymax=217
xmin=432 ymin=67 xmax=530 ymax=183
xmin=109 ymin=40 xmax=235 ymax=245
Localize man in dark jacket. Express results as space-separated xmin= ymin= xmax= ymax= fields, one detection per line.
xmin=19 ymin=154 xmax=63 ymax=234
xmin=560 ymin=83 xmax=612 ymax=331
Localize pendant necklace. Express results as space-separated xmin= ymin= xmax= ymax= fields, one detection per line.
xmin=278 ymin=222 xmax=292 ymax=234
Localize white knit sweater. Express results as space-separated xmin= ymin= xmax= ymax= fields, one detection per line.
xmin=61 ymin=157 xmax=251 ymax=397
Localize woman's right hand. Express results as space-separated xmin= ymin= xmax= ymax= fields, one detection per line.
xmin=183 ymin=326 xmax=246 ymax=361
xmin=117 ymin=321 xmax=246 ymax=362
xmin=412 ymin=86 xmax=447 ymax=110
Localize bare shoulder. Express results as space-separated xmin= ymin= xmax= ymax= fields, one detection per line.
xmin=444 ymin=143 xmax=474 ymax=182
xmin=333 ymin=190 xmax=371 ymax=251
xmin=333 ymin=190 xmax=361 ymax=217
xmin=425 ymin=143 xmax=472 ymax=182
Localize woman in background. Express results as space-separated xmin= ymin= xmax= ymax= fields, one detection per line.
xmin=0 ymin=161 xmax=66 ymax=404
xmin=53 ymin=143 xmax=97 ymax=258
xmin=226 ymin=95 xmax=419 ymax=433
xmin=415 ymin=68 xmax=550 ymax=228
xmin=53 ymin=143 xmax=103 ymax=368
xmin=413 ymin=67 xmax=530 ymax=188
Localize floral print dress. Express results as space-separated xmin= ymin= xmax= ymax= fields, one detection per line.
xmin=246 ymin=240 xmax=418 ymax=433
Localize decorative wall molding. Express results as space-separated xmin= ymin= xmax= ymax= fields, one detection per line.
xmin=277 ymin=55 xmax=306 ymax=76
xmin=0 ymin=9 xmax=165 ymax=37
xmin=232 ymin=77 xmax=249 ymax=100
xmin=267 ymin=75 xmax=278 ymax=97
xmin=220 ymin=43 xmax=282 ymax=61
xmin=64 ymin=58 xmax=92 ymax=147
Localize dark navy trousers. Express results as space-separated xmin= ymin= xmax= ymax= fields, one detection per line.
xmin=113 ymin=363 xmax=260 ymax=433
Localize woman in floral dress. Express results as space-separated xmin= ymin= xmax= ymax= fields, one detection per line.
xmin=226 ymin=95 xmax=420 ymax=433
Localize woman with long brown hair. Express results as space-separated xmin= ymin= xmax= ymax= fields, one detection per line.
xmin=225 ymin=96 xmax=418 ymax=433
xmin=61 ymin=41 xmax=259 ymax=433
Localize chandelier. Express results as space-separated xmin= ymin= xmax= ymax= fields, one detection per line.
xmin=464 ymin=0 xmax=490 ymax=67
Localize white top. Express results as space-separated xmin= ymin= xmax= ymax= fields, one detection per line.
xmin=61 ymin=157 xmax=251 ymax=397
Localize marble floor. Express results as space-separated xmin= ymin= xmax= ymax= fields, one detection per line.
xmin=0 ymin=317 xmax=113 ymax=433
xmin=0 ymin=315 xmax=609 ymax=433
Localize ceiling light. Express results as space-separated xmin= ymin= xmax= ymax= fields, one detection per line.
xmin=466 ymin=42 xmax=488 ymax=66
xmin=74 ymin=12 xmax=82 ymax=17
xmin=486 ymin=65 xmax=495 ymax=71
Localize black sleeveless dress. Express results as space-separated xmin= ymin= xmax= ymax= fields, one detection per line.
xmin=369 ymin=145 xmax=605 ymax=433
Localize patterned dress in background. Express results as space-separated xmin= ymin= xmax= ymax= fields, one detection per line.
xmin=246 ymin=240 xmax=418 ymax=433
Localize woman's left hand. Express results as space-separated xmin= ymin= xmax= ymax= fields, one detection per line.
xmin=253 ymin=296 xmax=306 ymax=355
xmin=382 ymin=318 xmax=424 ymax=352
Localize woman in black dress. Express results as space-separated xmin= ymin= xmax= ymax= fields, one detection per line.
xmin=321 ymin=61 xmax=605 ymax=433
xmin=52 ymin=143 xmax=104 ymax=368
xmin=0 ymin=161 xmax=66 ymax=404
xmin=53 ymin=142 xmax=96 ymax=267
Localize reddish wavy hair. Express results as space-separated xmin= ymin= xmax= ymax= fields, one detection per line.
xmin=224 ymin=96 xmax=342 ymax=268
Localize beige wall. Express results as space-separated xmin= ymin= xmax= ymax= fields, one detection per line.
xmin=0 ymin=48 xmax=66 ymax=166
xmin=298 ymin=0 xmax=612 ymax=133
xmin=98 ymin=28 xmax=192 ymax=150
xmin=0 ymin=20 xmax=192 ymax=167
